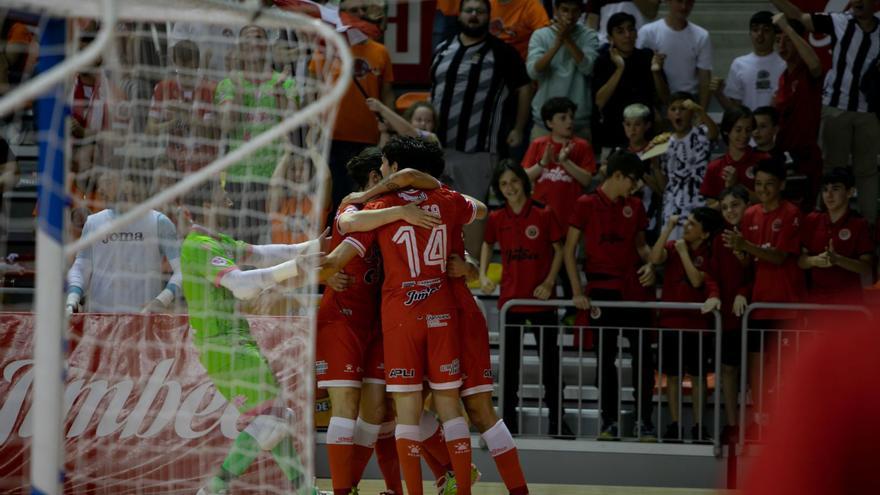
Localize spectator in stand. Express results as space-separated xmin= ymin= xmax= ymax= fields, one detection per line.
xmin=701 ymin=106 xmax=766 ymax=207
xmin=564 ymin=151 xmax=657 ymax=440
xmin=587 ymin=0 xmax=660 ymax=44
xmin=365 ymin=97 xmax=438 ymax=146
xmin=637 ymin=0 xmax=713 ymax=109
xmin=649 ymin=208 xmax=723 ymax=443
xmin=799 ymin=168 xmax=874 ymax=304
xmin=592 ymin=12 xmax=668 ymax=152
xmin=771 ymin=0 xmax=880 ymax=225
xmin=658 ymin=92 xmax=718 ymax=239
xmin=147 ymin=40 xmax=219 ymax=175
xmin=169 ymin=21 xmax=237 ymax=78
xmin=722 ymin=158 xmax=805 ymax=423
xmin=708 ymin=185 xmax=752 ymax=441
xmin=711 ymin=11 xmax=785 ymax=112
xmin=2 ymin=20 xmax=38 ymax=89
xmin=522 ymin=97 xmax=596 ymax=223
xmin=431 ymin=0 xmax=531 ymax=255
xmin=0 ymin=136 xmax=17 ymax=210
xmin=433 ymin=0 xmax=461 ymax=52
xmin=527 ymin=0 xmax=599 ymax=140
xmin=622 ymin=104 xmax=663 ymax=238
xmin=751 ymin=106 xmax=778 ymax=155
xmin=480 ymin=161 xmax=570 ymax=436
xmin=489 ymin=0 xmax=551 ymax=60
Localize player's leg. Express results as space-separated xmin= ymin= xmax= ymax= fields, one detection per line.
xmin=392 ymin=391 xmax=427 ymax=495
xmin=419 ymin=390 xmax=453 ymax=484
xmin=373 ymin=397 xmax=403 ymax=494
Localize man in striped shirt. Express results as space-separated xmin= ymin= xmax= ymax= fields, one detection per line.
xmin=772 ymin=0 xmax=880 ymax=224
xmin=430 ymin=0 xmax=532 ymax=255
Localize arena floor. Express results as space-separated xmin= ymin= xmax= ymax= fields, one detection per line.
xmin=316 ymin=479 xmax=730 ymax=494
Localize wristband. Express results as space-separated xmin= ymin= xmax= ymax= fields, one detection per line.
xmin=155 ymin=288 xmax=175 ymax=307
xmin=66 ymin=292 xmax=81 ymax=309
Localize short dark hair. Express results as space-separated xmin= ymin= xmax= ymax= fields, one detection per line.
xmin=540 ymin=97 xmax=577 ymax=126
xmin=821 ymin=167 xmax=855 ymax=189
xmin=346 ymin=147 xmax=383 ymax=190
xmin=669 ymin=91 xmax=695 ymax=105
xmin=720 ymin=184 xmax=750 ymax=204
xmin=606 ymin=12 xmax=636 ymax=35
xmin=555 ymin=0 xmax=584 ymax=9
xmin=691 ymin=206 xmax=725 ymax=236
xmin=720 ymin=106 xmax=754 ymax=144
xmin=491 ymin=159 xmax=532 ymax=201
xmin=754 ymin=157 xmax=786 ymax=181
xmin=172 ymin=40 xmax=200 ymax=67
xmin=749 ymin=11 xmax=777 ymax=31
xmin=753 ymin=106 xmax=779 ymax=126
xmin=459 ymin=0 xmax=491 ymax=15
xmin=382 ymin=135 xmax=445 ymax=178
xmin=605 ymin=150 xmax=644 ymax=182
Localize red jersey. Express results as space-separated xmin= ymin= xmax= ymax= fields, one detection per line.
xmin=741 ymin=201 xmax=805 ymax=320
xmin=348 ymin=188 xmax=477 ymax=313
xmin=484 ymin=199 xmax=564 ymax=312
xmin=568 ymin=188 xmax=646 ymax=293
xmin=700 ymin=148 xmax=768 ymax=199
xmin=801 ymin=210 xmax=873 ymax=304
xmin=149 ymin=78 xmax=219 ymax=173
xmin=708 ymin=233 xmax=753 ymax=331
xmin=659 ymin=241 xmax=719 ymax=330
xmin=523 ymin=136 xmax=596 ymax=223
xmin=317 ymin=204 xmax=382 ymax=327
xmin=775 ymin=63 xmax=823 ymax=160
xmin=448 ymin=221 xmax=482 ymax=313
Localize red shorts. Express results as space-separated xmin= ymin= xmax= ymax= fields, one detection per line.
xmin=458 ymin=301 xmax=494 ymax=397
xmin=316 ymin=318 xmax=382 ymax=389
xmin=382 ymin=306 xmax=461 ymax=393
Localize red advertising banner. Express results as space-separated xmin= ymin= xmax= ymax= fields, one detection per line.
xmin=387 ymin=0 xmax=437 ymax=84
xmin=0 ymin=313 xmax=312 ymax=494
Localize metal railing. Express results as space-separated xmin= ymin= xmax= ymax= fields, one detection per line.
xmin=498 ymin=299 xmax=724 ymax=456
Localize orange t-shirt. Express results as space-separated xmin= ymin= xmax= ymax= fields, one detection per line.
xmin=271 ymin=195 xmax=328 ymax=244
xmin=311 ymin=40 xmax=394 ymax=144
xmin=489 ymin=0 xmax=550 ymax=60
xmin=437 ymin=0 xmax=461 ymax=16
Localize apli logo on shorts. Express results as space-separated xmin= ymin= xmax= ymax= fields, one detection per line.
xmin=388 ymin=368 xmax=415 ymax=378
xmin=839 ymin=228 xmax=851 ymax=241
xmin=524 ymin=224 xmax=540 ymax=240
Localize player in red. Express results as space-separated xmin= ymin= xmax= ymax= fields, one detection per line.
xmin=722 ymin=158 xmax=805 ymax=424
xmin=321 ymin=136 xmax=487 ymax=495
xmin=799 ymin=168 xmax=874 ymax=305
xmin=317 ymin=147 xmax=442 ymax=495
xmin=650 ymin=208 xmax=723 ymax=442
xmin=701 ymin=106 xmax=766 ymax=207
xmin=563 ymin=150 xmax=657 ymax=440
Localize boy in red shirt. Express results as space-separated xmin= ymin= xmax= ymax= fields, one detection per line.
xmin=650 ymin=207 xmax=724 ymax=442
xmin=799 ymin=168 xmax=874 ymax=304
xmin=701 ymin=106 xmax=766 ymax=207
xmin=564 ymin=150 xmax=657 ymax=440
xmin=480 ymin=161 xmax=568 ymax=437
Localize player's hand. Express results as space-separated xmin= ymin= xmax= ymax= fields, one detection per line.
xmin=722 ymin=229 xmax=745 ymax=251
xmin=701 ymin=297 xmax=721 ymax=314
xmin=506 ymin=128 xmax=523 ymax=148
xmin=558 ymin=141 xmax=574 ymax=163
xmin=326 ymin=271 xmax=354 ymax=292
xmin=651 ymin=52 xmax=666 ymax=73
xmin=733 ymin=294 xmax=748 ymax=317
xmin=709 ymin=77 xmax=725 ymax=95
xmin=665 ymin=215 xmax=680 ymax=231
xmin=341 ymin=190 xmax=369 ymax=207
xmin=480 ymin=275 xmax=497 ymax=295
xmin=533 ymin=281 xmax=554 ymax=300
xmin=447 ymin=254 xmax=471 ymax=278
xmin=141 ymin=298 xmax=168 ymax=314
xmin=399 ymin=203 xmax=442 ymax=229
xmin=722 ymin=165 xmax=738 ymax=187
xmin=638 ymin=263 xmax=655 ymax=287
xmin=572 ymin=294 xmax=591 ymax=310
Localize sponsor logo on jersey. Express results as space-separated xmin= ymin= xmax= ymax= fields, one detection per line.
xmin=772 ymin=218 xmax=783 ymax=232
xmin=404 ymin=286 xmax=439 ymax=306
xmin=315 ymin=360 xmax=329 ymax=375
xmin=525 ymin=225 xmax=540 ymax=240
xmin=426 ymin=313 xmax=451 ymax=328
xmin=102 ymin=231 xmax=145 ymax=243
xmin=622 ymin=206 xmax=633 ymax=218
xmin=388 ymin=368 xmax=416 ymax=378
xmin=399 ymin=190 xmax=428 ymax=203
xmin=439 ymin=358 xmax=459 ymax=375
xmin=540 ymin=166 xmax=575 ymax=183
xmin=211 ymin=256 xmax=231 ymax=267
xmin=839 ymin=228 xmax=851 ymax=241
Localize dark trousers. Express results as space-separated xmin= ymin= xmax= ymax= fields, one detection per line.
xmin=503 ymin=310 xmax=563 ymax=434
xmin=328 ymin=140 xmax=370 ymax=215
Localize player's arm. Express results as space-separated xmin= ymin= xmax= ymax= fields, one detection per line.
xmin=66 ymin=220 xmax=94 ymax=314
xmin=461 ymin=194 xmax=488 ymax=220
xmin=563 ymin=226 xmax=589 ymax=309
xmin=217 ymin=253 xmax=318 ymax=300
xmin=338 ymin=203 xmax=442 ymax=234
xmin=144 ymin=216 xmax=183 ymax=312
xmin=535 ymin=241 xmax=564 ymax=300
xmin=448 ymin=252 xmax=479 ymax=282
xmin=341 ymin=167 xmax=441 ymax=207
xmin=239 ymin=233 xmax=324 ymax=268
xmin=318 ymin=240 xmax=360 ymax=281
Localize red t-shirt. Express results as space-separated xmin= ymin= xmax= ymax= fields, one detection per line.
xmin=700 ymin=148 xmax=767 ymax=199
xmin=348 ymin=188 xmax=477 ymax=313
xmin=801 ymin=210 xmax=873 ymax=304
xmin=523 ymin=136 xmax=596 ymax=224
xmin=568 ymin=188 xmax=646 ymax=293
xmin=317 ymin=204 xmax=382 ymax=327
xmin=149 ymin=78 xmax=218 ymax=173
xmin=741 ymin=201 xmax=805 ymax=320
xmin=775 ymin=63 xmax=823 ymax=159
xmin=659 ymin=241 xmax=719 ymax=330
xmin=484 ymin=199 xmax=563 ymax=312
xmin=707 ymin=233 xmax=753 ymax=331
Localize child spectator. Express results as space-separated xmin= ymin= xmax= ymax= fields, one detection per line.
xmin=480 ymin=161 xmax=569 ymax=436
xmin=708 ymin=185 xmax=752 ymax=440
xmin=637 ymin=0 xmax=713 ymax=108
xmin=751 ymin=106 xmax=778 ymax=155
xmin=701 ymin=106 xmax=766 ymax=207
xmin=523 ymin=97 xmax=596 ymax=224
xmin=650 ymin=207 xmax=723 ymax=442
xmin=622 ymin=103 xmax=662 ymax=237
xmin=799 ymin=168 xmax=874 ymax=304
xmin=659 ymin=92 xmax=718 ymax=239
xmin=365 ymin=98 xmax=438 ymax=146
xmin=712 ymin=11 xmax=785 ymax=112
xmin=564 ymin=151 xmax=657 ymax=440
xmin=586 ymin=0 xmax=660 ymax=44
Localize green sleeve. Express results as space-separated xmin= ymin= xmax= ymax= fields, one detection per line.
xmin=215 ymin=77 xmax=235 ymax=105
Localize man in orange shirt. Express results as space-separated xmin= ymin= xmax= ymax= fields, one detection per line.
xmin=490 ymin=0 xmax=551 ymax=60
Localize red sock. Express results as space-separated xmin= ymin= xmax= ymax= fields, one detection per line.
xmin=421 ymin=444 xmax=448 ymax=480
xmin=327 ymin=417 xmax=356 ymax=494
xmin=420 ymin=412 xmax=452 ymax=472
xmin=395 ymin=424 xmax=424 ymax=495
xmin=375 ymin=422 xmax=403 ymax=494
xmin=443 ymin=417 xmax=472 ymax=495
xmin=350 ymin=418 xmax=380 ymax=486
xmin=483 ymin=419 xmax=527 ymax=494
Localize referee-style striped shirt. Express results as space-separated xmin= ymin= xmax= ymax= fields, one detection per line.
xmin=812 ymin=12 xmax=880 ymax=112
xmin=430 ymin=35 xmax=530 ymax=154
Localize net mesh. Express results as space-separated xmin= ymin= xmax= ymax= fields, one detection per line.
xmin=0 ymin=1 xmax=351 ymax=492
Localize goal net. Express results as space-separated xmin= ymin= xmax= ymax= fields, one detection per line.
xmin=0 ymin=0 xmax=351 ymax=493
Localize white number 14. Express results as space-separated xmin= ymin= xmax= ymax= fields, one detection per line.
xmin=392 ymin=225 xmax=447 ymax=278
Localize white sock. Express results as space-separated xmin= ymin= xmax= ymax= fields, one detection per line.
xmin=481 ymin=419 xmax=516 ymax=457
xmin=353 ymin=417 xmax=381 ymax=448
xmin=419 ymin=411 xmax=441 ymax=441
xmin=378 ymin=421 xmax=396 ymax=440
xmin=442 ymin=417 xmax=469 ymax=442
xmin=327 ymin=416 xmax=355 ymax=446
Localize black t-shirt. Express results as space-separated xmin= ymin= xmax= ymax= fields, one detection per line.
xmin=591 ymin=45 xmax=657 ymax=150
